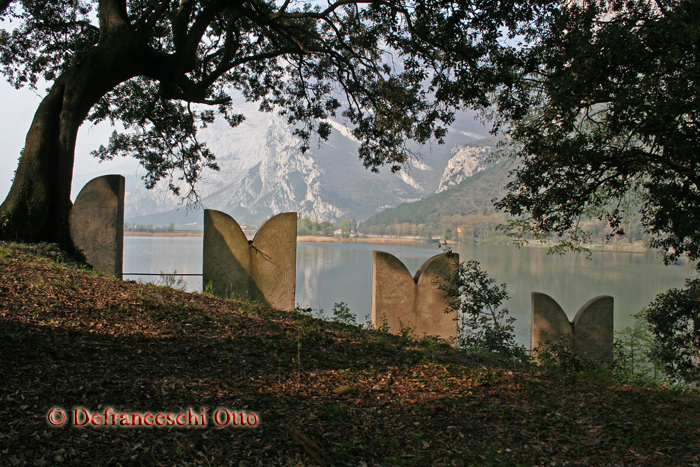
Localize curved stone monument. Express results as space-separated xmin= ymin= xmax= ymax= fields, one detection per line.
xmin=69 ymin=175 xmax=125 ymax=278
xmin=203 ymin=210 xmax=296 ymax=311
xmin=531 ymin=292 xmax=614 ymax=361
xmin=372 ymin=251 xmax=459 ymax=339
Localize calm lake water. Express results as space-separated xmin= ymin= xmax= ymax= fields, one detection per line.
xmin=123 ymin=236 xmax=695 ymax=347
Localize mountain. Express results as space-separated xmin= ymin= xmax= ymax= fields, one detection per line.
xmin=120 ymin=97 xmax=494 ymax=228
xmin=359 ymin=159 xmax=511 ymax=231
xmin=435 ymin=137 xmax=498 ymax=193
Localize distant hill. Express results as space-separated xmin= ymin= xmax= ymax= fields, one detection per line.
xmin=359 ymin=157 xmax=652 ymax=246
xmin=359 ymin=160 xmax=511 ymax=238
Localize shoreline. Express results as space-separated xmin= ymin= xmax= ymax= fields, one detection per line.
xmin=513 ymin=240 xmax=650 ymax=253
xmin=125 ymin=231 xmax=204 ymax=237
xmin=296 ymin=235 xmax=434 ymax=244
xmin=124 ymin=231 xmax=650 ymax=252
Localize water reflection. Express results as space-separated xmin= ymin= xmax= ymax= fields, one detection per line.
xmin=123 ymin=236 xmax=204 ymax=291
xmin=124 ymin=236 xmax=694 ymax=346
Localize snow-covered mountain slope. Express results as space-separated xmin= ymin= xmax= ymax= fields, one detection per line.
xmin=119 ymin=99 xmax=492 ymax=227
xmin=435 ymin=137 xmax=498 ymax=193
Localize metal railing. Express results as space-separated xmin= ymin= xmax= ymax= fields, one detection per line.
xmin=122 ymin=273 xmax=203 ymax=276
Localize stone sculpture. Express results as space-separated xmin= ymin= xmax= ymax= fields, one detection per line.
xmin=372 ymin=251 xmax=459 ymax=339
xmin=69 ymin=175 xmax=125 ymax=278
xmin=203 ymin=210 xmax=296 ymax=311
xmin=531 ymin=292 xmax=614 ymax=361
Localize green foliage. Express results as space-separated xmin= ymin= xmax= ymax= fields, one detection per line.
xmin=294 ymin=304 xmax=325 ymax=321
xmin=360 ymin=313 xmax=374 ymax=331
xmin=493 ymin=0 xmax=700 ymax=266
xmin=645 ymin=279 xmax=700 ymax=386
xmin=338 ymin=219 xmax=352 ymax=238
xmin=374 ymin=315 xmax=391 ymax=334
xmin=331 ymin=302 xmax=356 ymax=326
xmin=1 ymin=212 xmax=10 ymax=231
xmin=533 ymin=311 xmax=681 ymax=389
xmin=297 ymin=216 xmax=334 ymax=237
xmin=155 ymin=271 xmax=187 ymax=291
xmin=419 ymin=335 xmax=450 ymax=364
xmin=483 ymin=0 xmax=700 ymax=385
xmin=442 ymin=248 xmax=524 ymax=358
xmin=533 ymin=339 xmax=598 ymax=375
xmin=613 ymin=311 xmax=670 ymax=387
xmin=0 ymin=0 xmax=559 ymax=207
xmin=236 ymin=299 xmax=265 ymax=315
xmin=397 ymin=320 xmax=417 ymax=343
xmin=202 ymin=280 xmax=214 ymax=295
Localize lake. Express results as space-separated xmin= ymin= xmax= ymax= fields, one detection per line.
xmin=123 ymin=236 xmax=695 ymax=347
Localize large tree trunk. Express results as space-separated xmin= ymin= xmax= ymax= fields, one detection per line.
xmin=0 ymin=33 xmax=149 ymax=253
xmin=0 ymin=82 xmax=65 ymax=245
xmin=0 ymin=78 xmax=89 ymax=252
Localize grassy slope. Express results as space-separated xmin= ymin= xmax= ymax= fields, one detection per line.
xmin=1 ymin=242 xmax=699 ymax=466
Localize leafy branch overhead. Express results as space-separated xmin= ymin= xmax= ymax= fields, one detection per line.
xmin=2 ymin=0 xmax=553 ymax=183
xmin=0 ymin=0 xmax=560 ymax=249
xmin=493 ymin=0 xmax=700 ymax=267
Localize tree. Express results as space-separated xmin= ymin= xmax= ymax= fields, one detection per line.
xmin=338 ymin=219 xmax=351 ymax=237
xmin=0 ymin=0 xmax=556 ymax=252
xmin=491 ymin=0 xmax=700 ymax=378
xmin=441 ymin=254 xmax=523 ymax=358
xmin=645 ymin=279 xmax=700 ymax=385
xmin=493 ymin=0 xmax=700 ymax=266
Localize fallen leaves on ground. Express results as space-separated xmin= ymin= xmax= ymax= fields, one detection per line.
xmin=0 ymin=241 xmax=699 ymax=466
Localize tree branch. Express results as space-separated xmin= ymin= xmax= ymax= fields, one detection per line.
xmin=180 ymin=0 xmax=231 ymax=71
xmin=136 ymin=0 xmax=170 ymax=32
xmin=0 ymin=0 xmax=13 ymax=15
xmin=99 ymin=0 xmax=130 ymax=41
xmin=269 ymin=0 xmax=292 ymax=20
xmin=271 ymin=0 xmax=376 ymax=20
xmin=201 ymin=47 xmax=301 ymax=88
xmin=647 ymin=153 xmax=700 ymax=190
xmin=171 ymin=0 xmax=195 ymax=54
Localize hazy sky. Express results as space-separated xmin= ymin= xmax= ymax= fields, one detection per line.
xmin=0 ymin=79 xmax=139 ymax=202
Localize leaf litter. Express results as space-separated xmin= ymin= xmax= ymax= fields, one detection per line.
xmin=0 ymin=241 xmax=699 ymax=466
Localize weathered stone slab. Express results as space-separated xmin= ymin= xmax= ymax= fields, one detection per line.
xmin=572 ymin=296 xmax=615 ymax=360
xmin=372 ymin=251 xmax=458 ymax=339
xmin=69 ymin=175 xmax=125 ymax=278
xmin=531 ymin=292 xmax=574 ymax=348
xmin=531 ymin=292 xmax=614 ymax=361
xmin=203 ymin=210 xmax=296 ymax=311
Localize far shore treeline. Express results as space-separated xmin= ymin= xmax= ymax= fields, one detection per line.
xmin=127 ymin=162 xmax=652 ymax=246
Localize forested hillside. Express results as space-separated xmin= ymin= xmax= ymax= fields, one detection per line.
xmin=359 ymin=161 xmax=650 ymax=245
xmin=359 ymin=161 xmax=510 ymax=240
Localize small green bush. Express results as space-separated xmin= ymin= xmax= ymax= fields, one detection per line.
xmin=645 ymin=279 xmax=700 ymax=387
xmin=441 ymin=246 xmax=525 ymax=359
xmin=533 ymin=338 xmax=598 ymax=374
xmin=331 ymin=302 xmax=356 ymax=326
xmin=613 ymin=311 xmax=670 ymax=387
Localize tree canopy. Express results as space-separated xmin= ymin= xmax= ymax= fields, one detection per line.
xmin=0 ymin=0 xmax=556 ymax=250
xmin=489 ymin=0 xmax=700 ymax=382
xmin=493 ymin=0 xmax=700 ymax=267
